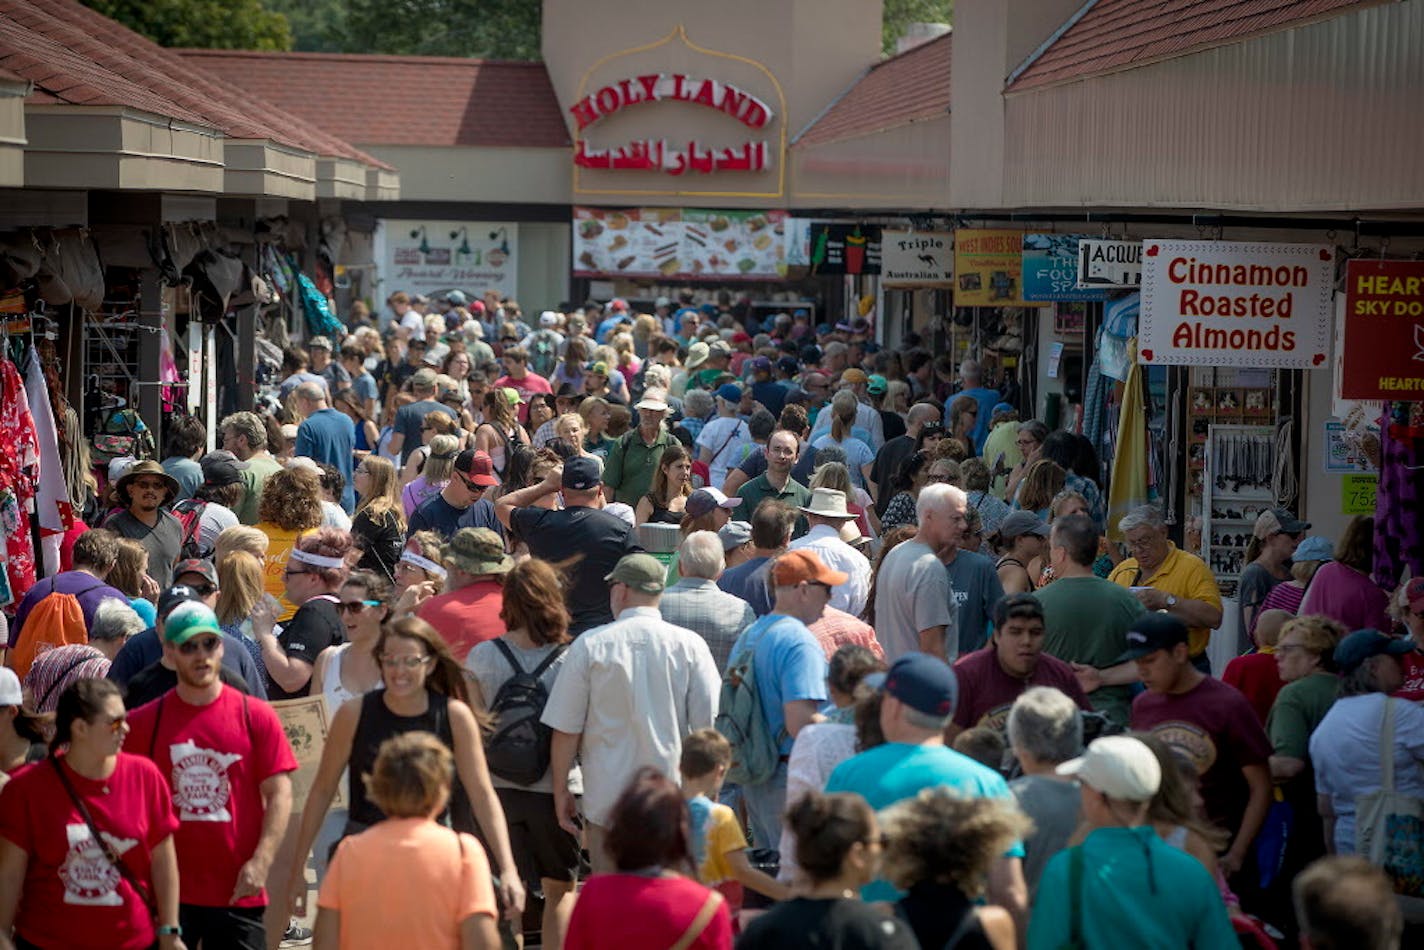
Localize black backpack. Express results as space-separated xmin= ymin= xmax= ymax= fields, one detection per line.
xmin=484 ymin=639 xmax=566 ymax=785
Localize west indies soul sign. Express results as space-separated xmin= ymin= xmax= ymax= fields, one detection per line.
xmin=1139 ymin=240 xmax=1334 ymax=369
xmin=572 ymin=73 xmax=774 ymax=176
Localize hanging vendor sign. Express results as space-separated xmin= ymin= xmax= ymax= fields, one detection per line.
xmin=953 ymin=229 xmax=1029 ymax=306
xmin=881 ymin=231 xmax=953 ymax=287
xmin=1077 ymin=239 xmax=1143 ymax=289
xmin=374 ymin=219 xmax=518 ymax=302
xmin=808 ymin=223 xmax=882 ymax=276
xmin=1339 ymin=259 xmax=1424 ymax=400
xmin=1138 ymin=240 xmax=1333 ymax=369
xmin=1021 ymin=234 xmax=1109 ymax=302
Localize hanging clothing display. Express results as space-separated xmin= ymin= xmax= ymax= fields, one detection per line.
xmin=1373 ymin=403 xmax=1424 ymax=588
xmin=24 ymin=343 xmax=71 ymax=576
xmin=0 ymin=355 xmax=40 ymax=607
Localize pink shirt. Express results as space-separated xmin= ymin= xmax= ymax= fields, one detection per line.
xmin=1297 ymin=562 xmax=1391 ymax=633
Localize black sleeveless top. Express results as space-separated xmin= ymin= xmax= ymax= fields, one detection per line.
xmin=345 ymin=689 xmax=473 ymax=832
xmin=643 ymin=493 xmax=684 ymax=525
xmin=897 ymin=881 xmax=993 ymax=950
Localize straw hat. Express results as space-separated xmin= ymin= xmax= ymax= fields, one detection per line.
xmin=798 ymin=487 xmax=856 ymax=520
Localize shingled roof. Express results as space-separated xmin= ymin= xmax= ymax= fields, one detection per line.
xmin=179 ymin=50 xmax=571 ymax=150
xmin=1007 ymin=0 xmax=1380 ymax=92
xmin=0 ymin=0 xmax=389 ymax=168
xmin=794 ymin=31 xmax=951 ymax=148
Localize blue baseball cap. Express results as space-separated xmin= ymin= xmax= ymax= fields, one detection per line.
xmin=776 ymin=356 xmax=800 ymax=375
xmin=864 ymin=653 xmax=958 ymax=718
xmin=1334 ymin=629 xmax=1414 ymax=675
xmin=562 ymin=456 xmax=602 ymax=491
xmin=1292 ymin=535 xmax=1334 ymax=562
xmin=716 ymin=383 xmax=743 ymax=403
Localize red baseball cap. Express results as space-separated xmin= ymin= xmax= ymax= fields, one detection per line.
xmin=454 ymin=449 xmax=498 ymax=487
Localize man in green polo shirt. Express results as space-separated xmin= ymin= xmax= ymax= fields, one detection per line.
xmin=736 ymin=429 xmax=810 ymax=538
xmin=603 ymin=390 xmax=673 ymax=506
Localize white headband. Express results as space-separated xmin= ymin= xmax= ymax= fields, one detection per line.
xmin=400 ymin=550 xmax=449 ymax=579
xmin=289 ymin=548 xmax=346 ymax=570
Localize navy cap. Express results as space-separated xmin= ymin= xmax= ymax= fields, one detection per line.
xmin=1334 ymin=629 xmax=1414 ymax=674
xmin=562 ymin=456 xmax=602 ymax=491
xmin=157 ymin=585 xmax=203 ymax=621
xmin=776 ymin=355 xmax=800 ymax=375
xmin=1115 ymin=612 xmax=1189 ymax=663
xmin=864 ymin=653 xmax=958 ymax=719
xmin=747 ymin=356 xmax=772 ymax=375
xmin=716 ymin=382 xmax=743 ymax=403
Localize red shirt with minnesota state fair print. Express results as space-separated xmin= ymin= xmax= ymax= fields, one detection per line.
xmin=0 ymin=752 xmax=179 ymax=950
xmin=125 ymin=685 xmax=298 ymax=908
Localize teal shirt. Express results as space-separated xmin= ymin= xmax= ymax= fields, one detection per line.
xmin=1028 ymin=827 xmax=1237 ymax=950
xmin=824 ymin=742 xmax=1024 ymax=902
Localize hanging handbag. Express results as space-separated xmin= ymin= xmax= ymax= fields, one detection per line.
xmin=1354 ymin=697 xmax=1424 ymax=897
xmin=49 ymin=756 xmax=158 ymax=922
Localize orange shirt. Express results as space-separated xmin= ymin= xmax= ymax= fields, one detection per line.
xmin=318 ymin=818 xmax=497 ymax=950
xmin=256 ymin=522 xmax=312 ymax=623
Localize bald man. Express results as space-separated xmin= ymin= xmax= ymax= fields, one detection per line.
xmin=294 ymin=381 xmax=356 ymax=512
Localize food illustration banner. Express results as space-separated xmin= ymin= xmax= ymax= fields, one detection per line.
xmin=954 ymin=229 xmax=1029 ymax=306
xmin=1021 ymin=234 xmax=1109 ymax=302
xmin=881 ymin=230 xmax=952 ymax=287
xmin=573 ymin=207 xmax=787 ymax=279
xmin=375 ymin=219 xmax=518 ymax=301
xmin=1139 ymin=240 xmax=1334 ymax=369
xmin=1340 ymin=259 xmax=1424 ymax=399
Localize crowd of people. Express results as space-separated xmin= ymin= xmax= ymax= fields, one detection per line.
xmin=0 ymin=288 xmax=1418 ymax=949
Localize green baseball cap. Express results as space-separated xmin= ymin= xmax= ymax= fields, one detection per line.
xmin=604 ymin=553 xmax=666 ymax=594
xmin=162 ymin=601 xmax=223 ymax=646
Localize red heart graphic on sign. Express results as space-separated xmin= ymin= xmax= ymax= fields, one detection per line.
xmin=1141 ymin=349 xmax=1154 ymax=361
xmin=1313 ymin=353 xmax=1326 ymax=365
xmin=1145 ymin=245 xmax=1159 ymax=257
xmin=1319 ymin=248 xmax=1332 ymax=261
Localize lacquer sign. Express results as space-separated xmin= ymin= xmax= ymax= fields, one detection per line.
xmin=1139 ymin=240 xmax=1333 ymax=369
xmin=572 ymin=73 xmax=774 ymax=176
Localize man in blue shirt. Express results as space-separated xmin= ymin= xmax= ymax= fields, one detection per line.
xmin=293 ymin=381 xmax=356 ymax=513
xmin=825 ymin=652 xmax=1027 ymax=924
xmin=945 ymin=358 xmax=1000 ymax=452
xmin=409 ymin=449 xmax=499 ymax=541
xmin=724 ymin=549 xmax=834 ymax=849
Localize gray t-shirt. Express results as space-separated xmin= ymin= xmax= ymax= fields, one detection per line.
xmin=1010 ymin=774 xmax=1082 ymax=898
xmin=943 ymin=549 xmax=1005 ymax=656
xmin=1237 ymin=562 xmax=1284 ymax=649
xmin=465 ymin=637 xmax=579 ymax=794
xmin=872 ymin=540 xmax=955 ymax=662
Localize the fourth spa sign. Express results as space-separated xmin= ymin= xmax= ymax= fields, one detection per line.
xmin=1139 ymin=240 xmax=1333 ymax=369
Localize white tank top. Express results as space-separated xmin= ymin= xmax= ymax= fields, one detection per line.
xmin=322 ymin=644 xmax=379 ymax=715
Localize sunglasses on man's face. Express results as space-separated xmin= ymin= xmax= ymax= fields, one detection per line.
xmin=178 ymin=636 xmax=222 ymax=656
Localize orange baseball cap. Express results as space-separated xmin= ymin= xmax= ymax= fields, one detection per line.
xmin=771 ymin=549 xmax=849 ymax=588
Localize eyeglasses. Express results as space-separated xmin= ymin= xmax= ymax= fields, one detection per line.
xmin=337 ymin=600 xmax=381 ymax=615
xmin=1015 ymin=438 xmax=1038 ymax=448
xmin=96 ymin=713 xmax=128 ymax=735
xmin=178 ymin=636 xmax=222 ymax=656
xmin=379 ymin=654 xmax=431 ymax=670
xmin=1275 ymin=642 xmax=1308 ymax=655
xmin=927 ymin=472 xmax=956 ymax=482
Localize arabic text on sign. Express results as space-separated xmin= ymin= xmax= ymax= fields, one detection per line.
xmin=574 ymin=139 xmax=769 ymax=176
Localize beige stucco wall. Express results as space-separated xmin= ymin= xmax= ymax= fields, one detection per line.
xmin=999 ymin=0 xmax=1424 ymax=212
xmin=542 ymin=0 xmax=882 ymax=207
xmin=360 ymin=145 xmax=570 ymax=203
xmin=790 ymin=116 xmax=952 ymax=211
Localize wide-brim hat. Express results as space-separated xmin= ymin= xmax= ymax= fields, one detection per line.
xmin=446 ymin=527 xmax=513 ymax=575
xmin=115 ymin=459 xmax=180 ymax=502
xmin=798 ymin=487 xmax=856 ymax=520
xmin=685 ymin=342 xmax=710 ymax=371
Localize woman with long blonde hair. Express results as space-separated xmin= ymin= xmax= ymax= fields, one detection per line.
xmin=215 ymin=549 xmax=268 ymax=679
xmin=400 ymin=410 xmax=457 ymax=486
xmin=400 ymin=434 xmax=458 ymax=517
xmin=812 ymin=390 xmax=875 ymax=491
xmin=351 ymin=455 xmax=406 ymax=582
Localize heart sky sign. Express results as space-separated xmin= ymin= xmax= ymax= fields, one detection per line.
xmin=1139 ymin=240 xmax=1334 ymax=369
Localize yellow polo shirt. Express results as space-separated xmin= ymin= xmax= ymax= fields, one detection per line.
xmin=1109 ymin=543 xmax=1223 ymax=657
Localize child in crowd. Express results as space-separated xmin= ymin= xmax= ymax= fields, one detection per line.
xmin=953 ymin=726 xmax=1007 ymax=772
xmin=679 ymin=729 xmax=791 ymax=924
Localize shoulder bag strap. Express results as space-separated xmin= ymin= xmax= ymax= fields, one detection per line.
xmin=49 ymin=756 xmax=157 ymax=919
xmin=37 ymin=653 xmax=102 ymax=709
xmin=1068 ymin=844 xmax=1084 ymax=947
xmin=1380 ymin=697 xmax=1397 ymax=794
xmin=147 ymin=694 xmax=165 ymax=760
xmin=491 ymin=637 xmax=526 ymax=676
xmin=711 ymin=420 xmax=744 ymax=467
xmin=529 ymin=643 xmax=567 ymax=679
xmin=669 ymin=888 xmax=723 ymax=950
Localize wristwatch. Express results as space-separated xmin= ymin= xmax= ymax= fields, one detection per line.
xmin=157 ymin=926 xmax=183 ymax=937
xmin=1165 ymin=594 xmax=1178 ymax=608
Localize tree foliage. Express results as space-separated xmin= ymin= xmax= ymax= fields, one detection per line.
xmin=264 ymin=0 xmax=347 ymax=53
xmin=343 ymin=0 xmax=542 ymax=60
xmin=882 ymin=0 xmax=953 ymax=55
xmin=83 ymin=0 xmax=292 ymax=51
